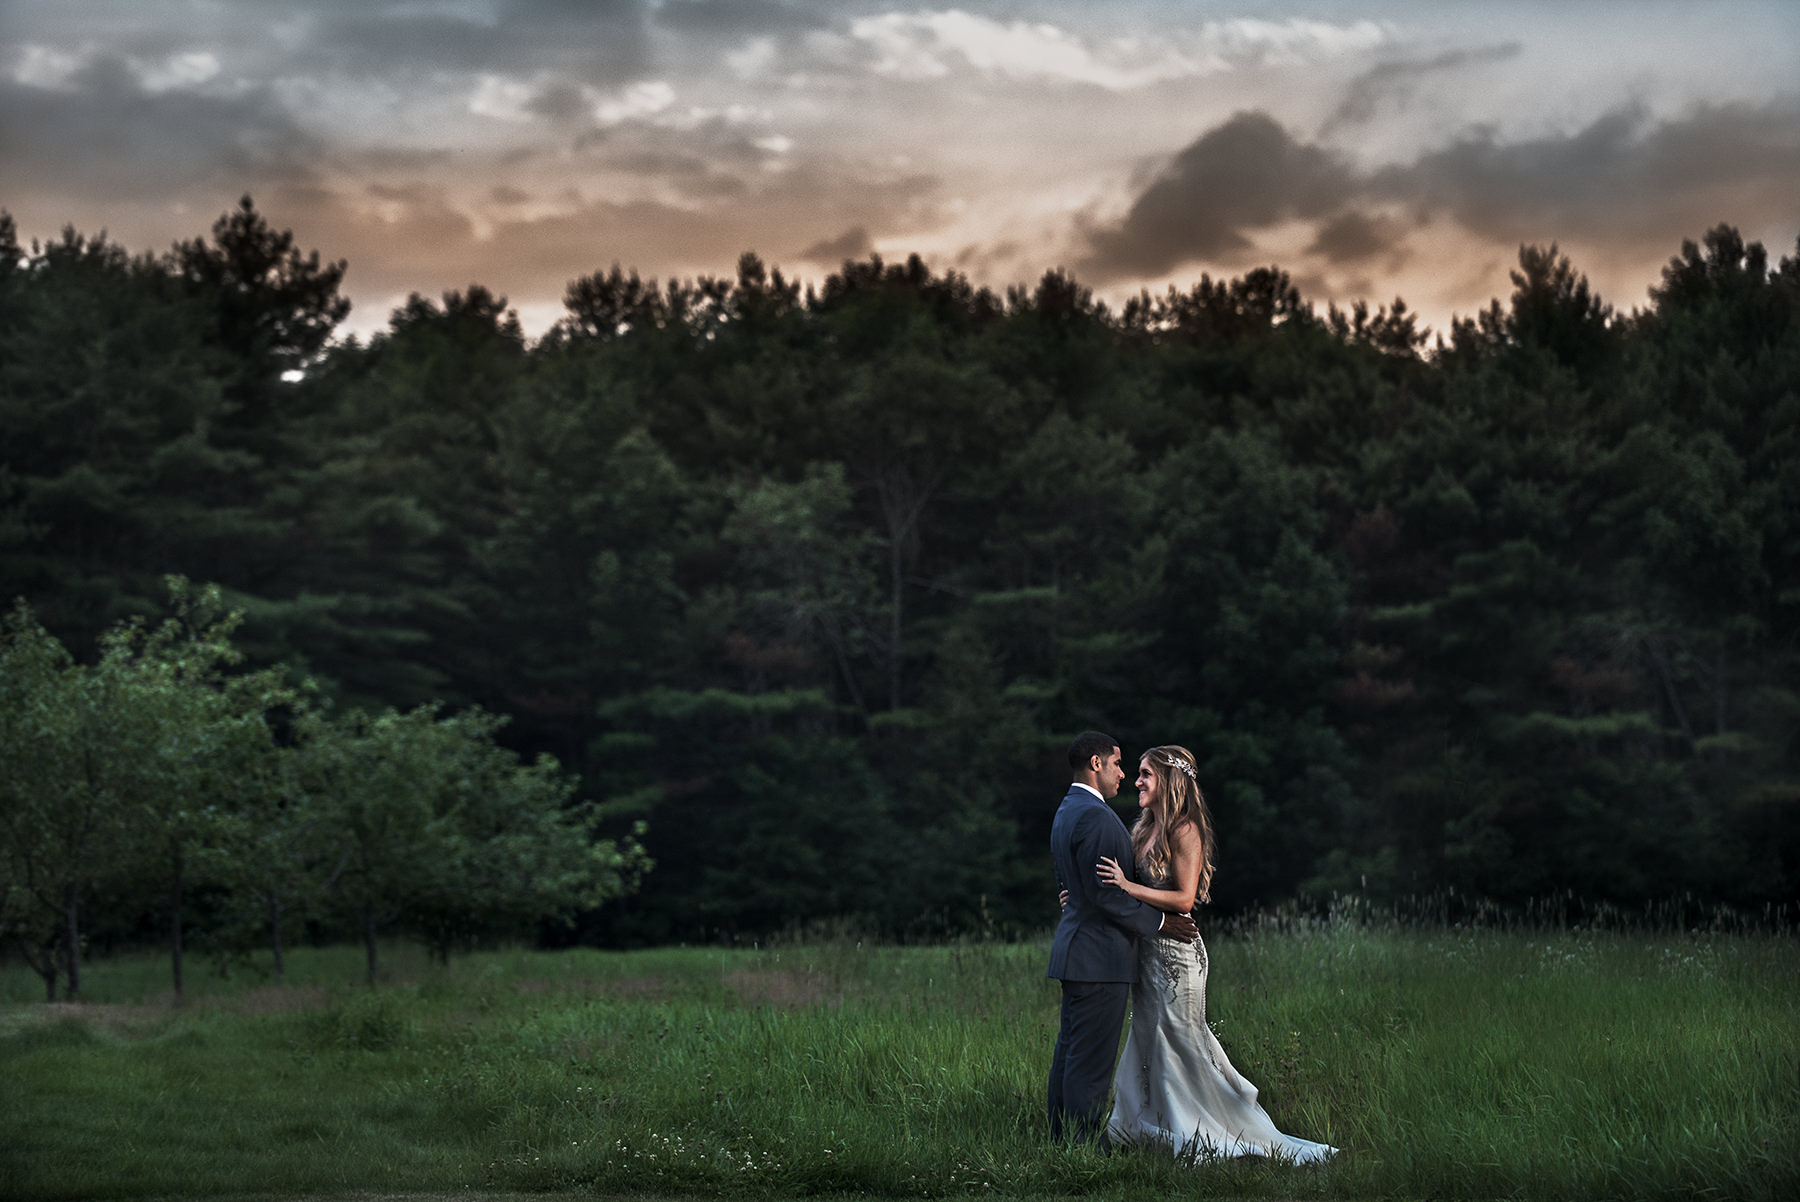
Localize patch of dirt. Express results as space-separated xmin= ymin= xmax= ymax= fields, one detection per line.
xmin=516 ymin=974 xmax=667 ymax=1000
xmin=723 ymin=967 xmax=838 ymax=1008
xmin=1 ymin=986 xmax=332 ymax=1035
xmin=595 ymin=974 xmax=667 ymax=999
xmin=210 ymin=985 xmax=328 ymax=1014
xmin=0 ymin=1001 xmax=165 ymax=1037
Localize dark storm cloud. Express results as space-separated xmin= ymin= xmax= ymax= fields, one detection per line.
xmin=655 ymin=0 xmax=830 ymax=37
xmin=1082 ymin=100 xmax=1800 ymax=283
xmin=1324 ymin=42 xmax=1522 ymax=133
xmin=1304 ymin=210 xmax=1403 ymax=264
xmin=799 ymin=225 xmax=873 ymax=263
xmin=1079 ymin=111 xmax=1354 ymax=278
xmin=3 ymin=0 xmax=652 ymax=80
xmin=525 ymin=82 xmax=592 ymax=122
xmin=297 ymin=12 xmax=503 ymax=73
xmin=0 ymin=56 xmax=320 ymax=203
xmin=298 ymin=0 xmax=649 ymax=79
xmin=1291 ymin=268 xmax=1373 ymax=301
xmin=1384 ymin=101 xmax=1800 ymax=245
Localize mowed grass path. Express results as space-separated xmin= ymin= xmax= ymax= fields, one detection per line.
xmin=2 ymin=923 xmax=1795 ymax=1201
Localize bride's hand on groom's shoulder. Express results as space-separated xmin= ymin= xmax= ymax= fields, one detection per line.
xmin=1057 ymin=887 xmax=1069 ymax=911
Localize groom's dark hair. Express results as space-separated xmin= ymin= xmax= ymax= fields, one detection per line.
xmin=1068 ymin=730 xmax=1119 ymax=773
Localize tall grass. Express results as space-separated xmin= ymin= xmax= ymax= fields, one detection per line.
xmin=2 ymin=918 xmax=1795 ymax=1200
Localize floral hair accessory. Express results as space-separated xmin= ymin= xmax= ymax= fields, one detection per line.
xmin=1162 ymin=754 xmax=1196 ymax=781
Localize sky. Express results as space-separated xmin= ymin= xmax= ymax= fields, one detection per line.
xmin=4 ymin=0 xmax=1798 ymax=341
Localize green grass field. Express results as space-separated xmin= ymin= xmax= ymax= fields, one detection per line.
xmin=2 ymin=919 xmax=1795 ymax=1201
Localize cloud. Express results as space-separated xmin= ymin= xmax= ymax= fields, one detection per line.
xmin=7 ymin=0 xmax=1793 ymax=341
xmin=1080 ymin=111 xmax=1354 ymax=278
xmin=1382 ymin=101 xmax=1800 ymax=248
xmin=8 ymin=40 xmax=225 ymax=95
xmin=247 ymin=152 xmax=942 ymax=319
xmin=1324 ymin=42 xmax=1522 ymax=132
xmin=0 ymin=54 xmax=321 ymax=203
xmin=463 ymin=74 xmax=611 ymax=126
xmin=469 ymin=74 xmax=541 ymax=122
xmin=1196 ymin=17 xmax=1389 ymax=68
xmin=298 ymin=11 xmax=516 ymax=75
xmin=849 ymin=11 xmax=1194 ymax=88
xmin=3 ymin=0 xmax=653 ymax=86
xmin=845 ymin=11 xmax=1386 ymax=91
xmin=592 ymin=79 xmax=677 ymax=124
xmin=656 ymin=0 xmax=828 ymax=37
xmin=1080 ymin=100 xmax=1800 ymax=285
xmin=725 ymin=36 xmax=781 ymax=78
xmin=599 ymin=145 xmax=734 ymax=180
xmin=799 ymin=225 xmax=873 ymax=263
xmin=1304 ymin=210 xmax=1405 ymax=265
xmin=526 ymin=81 xmax=593 ymax=122
xmin=5 ymin=0 xmax=639 ymax=118
xmin=564 ymin=109 xmax=791 ymax=195
xmin=10 ymin=44 xmax=88 ymax=90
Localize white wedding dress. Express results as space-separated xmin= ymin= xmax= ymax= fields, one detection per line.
xmin=1106 ymin=864 xmax=1337 ymax=1163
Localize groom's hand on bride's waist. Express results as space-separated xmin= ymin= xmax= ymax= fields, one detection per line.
xmin=1159 ymin=912 xmax=1199 ymax=942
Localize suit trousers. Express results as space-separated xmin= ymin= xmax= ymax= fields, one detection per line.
xmin=1047 ymin=978 xmax=1130 ymax=1145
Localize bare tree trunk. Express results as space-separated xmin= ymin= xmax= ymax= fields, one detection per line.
xmin=821 ymin=616 xmax=870 ymax=724
xmin=1645 ymin=639 xmax=1695 ymax=748
xmin=363 ymin=910 xmax=378 ymax=987
xmin=23 ymin=943 xmax=58 ymax=1002
xmin=1714 ymin=642 xmax=1727 ymax=738
xmin=888 ymin=535 xmax=904 ymax=711
xmin=170 ymin=850 xmax=185 ymax=1005
xmin=14 ymin=928 xmax=61 ymax=1001
xmin=875 ymin=462 xmax=942 ymax=714
xmin=268 ymin=897 xmax=285 ymax=986
xmin=63 ymin=884 xmax=81 ymax=1001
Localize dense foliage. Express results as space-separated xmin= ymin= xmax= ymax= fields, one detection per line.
xmin=0 ymin=581 xmax=646 ymax=1000
xmin=2 ymin=200 xmax=1796 ymax=947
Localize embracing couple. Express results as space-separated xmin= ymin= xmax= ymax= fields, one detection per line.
xmin=1046 ymin=730 xmax=1336 ymax=1163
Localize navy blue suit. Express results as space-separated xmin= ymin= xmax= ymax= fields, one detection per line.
xmin=1045 ymin=784 xmax=1164 ymax=1144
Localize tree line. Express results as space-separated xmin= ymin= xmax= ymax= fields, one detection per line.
xmin=1 ymin=199 xmax=1795 ymax=954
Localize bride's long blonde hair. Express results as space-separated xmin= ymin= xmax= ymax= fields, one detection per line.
xmin=1130 ymin=744 xmax=1216 ymax=905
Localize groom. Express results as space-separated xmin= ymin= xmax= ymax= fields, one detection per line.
xmin=1046 ymin=730 xmax=1197 ymax=1145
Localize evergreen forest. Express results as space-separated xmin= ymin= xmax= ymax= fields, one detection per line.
xmin=2 ymin=199 xmax=1796 ymax=951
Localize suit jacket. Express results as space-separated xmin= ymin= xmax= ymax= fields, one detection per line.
xmin=1046 ymin=785 xmax=1164 ymax=982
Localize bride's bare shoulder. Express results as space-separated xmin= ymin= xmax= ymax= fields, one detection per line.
xmin=1171 ymin=820 xmax=1205 ymax=859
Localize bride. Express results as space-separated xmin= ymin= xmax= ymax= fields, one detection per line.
xmin=1094 ymin=744 xmax=1337 ymax=1163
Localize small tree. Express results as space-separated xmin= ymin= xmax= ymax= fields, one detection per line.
xmin=0 ymin=847 xmax=63 ymax=1001
xmin=0 ymin=602 xmax=131 ymax=999
xmin=308 ymin=704 xmax=646 ymax=984
xmin=409 ymin=737 xmax=649 ymax=964
xmin=0 ymin=582 xmax=294 ymax=1003
xmin=105 ymin=579 xmax=293 ymax=1002
xmin=211 ymin=754 xmax=346 ymax=986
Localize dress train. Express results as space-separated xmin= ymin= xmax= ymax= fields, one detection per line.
xmin=1107 ymin=915 xmax=1336 ymax=1163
